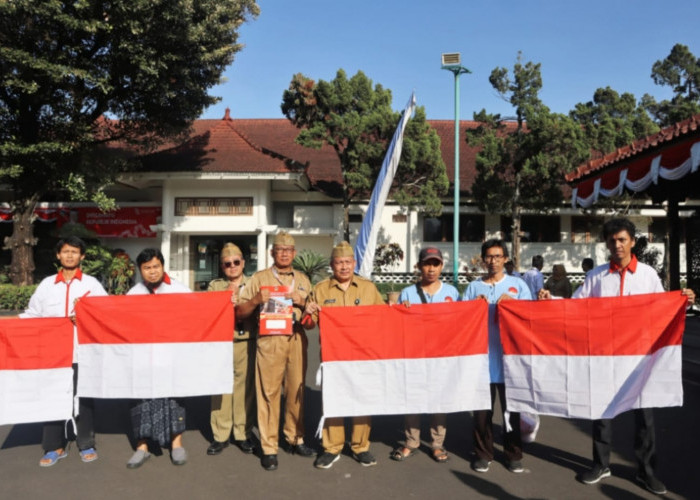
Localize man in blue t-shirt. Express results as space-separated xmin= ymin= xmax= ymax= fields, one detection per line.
xmin=462 ymin=239 xmax=531 ymax=474
xmin=390 ymin=247 xmax=459 ymax=464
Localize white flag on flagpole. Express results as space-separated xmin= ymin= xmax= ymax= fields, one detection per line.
xmin=354 ymin=92 xmax=416 ymax=278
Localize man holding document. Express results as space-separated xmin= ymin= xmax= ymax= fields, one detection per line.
xmin=539 ymin=217 xmax=695 ymax=495
xmin=236 ymin=232 xmax=313 ymax=471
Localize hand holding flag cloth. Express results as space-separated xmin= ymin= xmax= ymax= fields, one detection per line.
xmin=76 ymin=292 xmax=234 ymax=399
xmin=498 ymin=292 xmax=686 ymax=420
xmin=319 ymin=300 xmax=490 ymax=418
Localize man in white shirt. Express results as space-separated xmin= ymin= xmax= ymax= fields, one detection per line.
xmin=540 ymin=218 xmax=695 ymax=495
xmin=521 ymin=255 xmax=544 ymax=297
xmin=21 ymin=236 xmax=108 ymax=467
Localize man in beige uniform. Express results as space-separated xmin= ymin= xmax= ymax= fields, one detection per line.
xmin=206 ymin=243 xmax=256 ymax=456
xmin=303 ymin=241 xmax=385 ymax=469
xmin=236 ymin=232 xmax=314 ymax=471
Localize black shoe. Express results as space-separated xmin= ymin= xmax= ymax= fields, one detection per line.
xmin=507 ymin=460 xmax=524 ymax=473
xmin=314 ymin=452 xmax=340 ymax=469
xmin=579 ymin=465 xmax=611 ymax=484
xmin=206 ymin=441 xmax=229 ymax=455
xmin=635 ymin=473 xmax=667 ymax=495
xmin=286 ymin=442 xmax=315 ymax=457
xmin=353 ymin=451 xmax=377 ymax=467
xmin=472 ymin=458 xmax=491 ymax=473
xmin=235 ymin=438 xmax=255 ymax=454
xmin=261 ymin=454 xmax=278 ymax=471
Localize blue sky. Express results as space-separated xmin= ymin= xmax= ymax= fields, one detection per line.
xmin=201 ymin=0 xmax=700 ymax=121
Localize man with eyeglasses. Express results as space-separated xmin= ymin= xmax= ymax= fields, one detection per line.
xmin=206 ymin=243 xmax=257 ymax=457
xmin=236 ymin=232 xmax=314 ymax=471
xmin=462 ymin=239 xmax=532 ymax=474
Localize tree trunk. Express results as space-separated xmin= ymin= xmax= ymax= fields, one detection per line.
xmin=4 ymin=197 xmax=39 ymax=286
xmin=511 ymin=171 xmax=522 ymax=270
xmin=343 ymin=185 xmax=350 ymax=242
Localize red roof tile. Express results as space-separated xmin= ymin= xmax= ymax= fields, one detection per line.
xmin=133 ymin=111 xmax=518 ymax=196
xmin=566 ymin=113 xmax=700 ymax=183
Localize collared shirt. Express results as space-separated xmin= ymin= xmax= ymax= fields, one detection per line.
xmin=309 ymin=275 xmax=384 ymax=323
xmin=573 ymin=255 xmax=663 ymax=299
xmin=21 ymin=268 xmax=108 ymax=362
xmin=462 ymin=274 xmax=532 ymax=383
xmin=208 ymin=275 xmax=253 ymax=340
xmin=127 ymin=273 xmax=191 ymax=295
xmin=239 ymin=267 xmax=311 ymax=333
xmin=522 ymin=267 xmax=544 ymax=297
xmin=398 ymin=281 xmax=459 ymax=304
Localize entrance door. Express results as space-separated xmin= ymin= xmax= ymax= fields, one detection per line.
xmin=189 ymin=235 xmax=258 ymax=291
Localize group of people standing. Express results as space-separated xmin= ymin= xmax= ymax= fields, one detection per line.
xmin=20 ymin=217 xmax=696 ymax=496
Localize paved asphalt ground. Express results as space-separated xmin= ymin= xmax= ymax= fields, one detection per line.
xmin=2 ymin=318 xmax=699 ymax=500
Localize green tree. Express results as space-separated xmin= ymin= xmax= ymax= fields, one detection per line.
xmin=281 ymin=69 xmax=448 ymax=241
xmin=0 ymin=0 xmax=259 ymax=285
xmin=570 ymin=87 xmax=659 ymax=154
xmin=466 ymin=53 xmax=590 ymax=268
xmin=642 ymin=43 xmax=700 ymax=126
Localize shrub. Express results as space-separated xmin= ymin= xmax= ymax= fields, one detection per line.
xmin=0 ymin=284 xmax=38 ymax=311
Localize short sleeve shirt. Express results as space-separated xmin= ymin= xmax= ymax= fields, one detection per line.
xmin=398 ymin=281 xmax=460 ymax=304
xmin=462 ymin=274 xmax=532 ymax=383
xmin=239 ymin=267 xmax=311 ymax=334
xmin=309 ymin=275 xmax=384 ymax=324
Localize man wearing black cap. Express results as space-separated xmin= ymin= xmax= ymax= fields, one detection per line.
xmin=390 ymin=247 xmax=459 ymax=464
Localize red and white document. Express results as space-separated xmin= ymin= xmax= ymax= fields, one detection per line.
xmin=259 ymin=286 xmax=293 ymax=336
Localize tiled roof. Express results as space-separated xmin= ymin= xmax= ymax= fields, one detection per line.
xmin=133 ymin=110 xmax=517 ymax=196
xmin=566 ymin=113 xmax=700 ymax=183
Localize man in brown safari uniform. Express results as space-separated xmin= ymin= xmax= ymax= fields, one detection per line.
xmin=303 ymin=241 xmax=385 ymax=469
xmin=236 ymin=232 xmax=314 ymax=471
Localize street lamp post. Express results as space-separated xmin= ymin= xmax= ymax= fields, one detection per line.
xmin=441 ymin=53 xmax=470 ymax=287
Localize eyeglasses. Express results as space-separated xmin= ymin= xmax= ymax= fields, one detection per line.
xmin=484 ymin=254 xmax=505 ymax=262
xmin=274 ymin=246 xmax=295 ymax=254
xmin=223 ymin=260 xmax=242 ymax=268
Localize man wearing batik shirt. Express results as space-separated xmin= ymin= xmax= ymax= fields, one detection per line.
xmin=540 ymin=218 xmax=695 ymax=495
xmin=21 ymin=236 xmax=108 ymax=467
xmin=462 ymin=239 xmax=531 ymax=475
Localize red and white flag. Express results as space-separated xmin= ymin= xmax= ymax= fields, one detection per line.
xmin=498 ymin=292 xmax=686 ymax=420
xmin=75 ymin=292 xmax=234 ymax=399
xmin=0 ymin=318 xmax=74 ymax=425
xmin=319 ymin=300 xmax=490 ymax=418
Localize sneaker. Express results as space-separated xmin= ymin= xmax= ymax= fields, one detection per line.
xmin=171 ymin=447 xmax=187 ymax=466
xmin=635 ymin=473 xmax=667 ymax=495
xmin=353 ymin=451 xmax=377 ymax=467
xmin=472 ymin=458 xmax=491 ymax=473
xmin=507 ymin=460 xmax=524 ymax=473
xmin=580 ymin=465 xmax=611 ymax=484
xmin=314 ymin=452 xmax=340 ymax=469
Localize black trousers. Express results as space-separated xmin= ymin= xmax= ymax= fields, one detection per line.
xmin=473 ymin=383 xmax=522 ymax=462
xmin=42 ymin=364 xmax=95 ymax=452
xmin=592 ymin=408 xmax=656 ymax=477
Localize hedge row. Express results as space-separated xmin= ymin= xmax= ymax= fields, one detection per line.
xmin=0 ymin=284 xmax=38 ymax=312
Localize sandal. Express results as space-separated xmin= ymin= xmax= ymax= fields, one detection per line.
xmin=432 ymin=448 xmax=449 ymax=463
xmin=390 ymin=446 xmax=417 ymax=462
xmin=39 ymin=449 xmax=68 ymax=467
xmin=79 ymin=447 xmax=98 ymax=463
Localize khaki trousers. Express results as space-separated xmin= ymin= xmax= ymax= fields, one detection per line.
xmin=322 ymin=416 xmax=371 ymax=455
xmin=210 ymin=338 xmax=257 ymax=442
xmin=404 ymin=413 xmax=446 ymax=450
xmin=256 ymin=331 xmax=307 ymax=455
